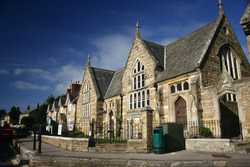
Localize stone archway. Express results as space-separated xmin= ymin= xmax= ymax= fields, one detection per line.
xmin=219 ymin=93 xmax=240 ymax=138
xmin=175 ymin=96 xmax=187 ymax=129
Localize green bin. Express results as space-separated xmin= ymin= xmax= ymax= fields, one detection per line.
xmin=153 ymin=127 xmax=165 ymax=154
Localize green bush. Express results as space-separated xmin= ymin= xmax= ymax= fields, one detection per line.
xmin=199 ymin=126 xmax=212 ymax=137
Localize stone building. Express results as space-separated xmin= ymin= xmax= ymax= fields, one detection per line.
xmin=76 ymin=1 xmax=250 ymax=140
xmin=19 ymin=103 xmax=39 ymax=124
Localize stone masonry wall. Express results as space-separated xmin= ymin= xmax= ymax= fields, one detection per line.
xmin=186 ymin=139 xmax=235 ymax=152
xmin=41 ymin=135 xmax=89 ymax=152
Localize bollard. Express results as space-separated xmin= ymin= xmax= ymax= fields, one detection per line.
xmin=38 ymin=125 xmax=42 ymax=153
xmin=33 ymin=126 xmax=36 ymax=150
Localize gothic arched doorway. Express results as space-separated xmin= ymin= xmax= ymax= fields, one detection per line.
xmin=219 ymin=94 xmax=240 ymax=138
xmin=175 ymin=97 xmax=187 ymax=129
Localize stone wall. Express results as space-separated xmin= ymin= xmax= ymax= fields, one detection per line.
xmin=186 ymin=139 xmax=235 ymax=152
xmin=126 ymin=139 xmax=148 ymax=153
xmin=41 ymin=135 xmax=89 ymax=152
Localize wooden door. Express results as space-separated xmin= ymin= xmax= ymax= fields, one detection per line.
xmin=175 ymin=97 xmax=187 ymax=129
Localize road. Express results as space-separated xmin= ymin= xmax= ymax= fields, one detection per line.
xmin=0 ymin=139 xmax=28 ymax=167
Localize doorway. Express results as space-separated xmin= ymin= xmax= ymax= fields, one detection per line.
xmin=219 ymin=94 xmax=240 ymax=138
xmin=109 ymin=111 xmax=114 ymax=131
xmin=175 ymin=97 xmax=187 ymax=129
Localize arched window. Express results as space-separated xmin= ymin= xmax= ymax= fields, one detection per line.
xmin=184 ymin=82 xmax=189 ymax=90
xmin=221 ymin=48 xmax=239 ymax=79
xmin=132 ymin=60 xmax=146 ymax=90
xmin=171 ymin=85 xmax=175 ymax=93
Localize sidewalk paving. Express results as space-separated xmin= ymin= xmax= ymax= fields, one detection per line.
xmin=14 ymin=137 xmax=250 ymax=167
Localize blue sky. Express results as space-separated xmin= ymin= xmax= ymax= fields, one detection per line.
xmin=0 ymin=0 xmax=249 ymax=112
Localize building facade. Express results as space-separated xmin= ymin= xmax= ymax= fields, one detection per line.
xmin=73 ymin=1 xmax=250 ymax=140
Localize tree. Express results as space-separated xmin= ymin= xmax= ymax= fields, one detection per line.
xmin=35 ymin=103 xmax=47 ymax=124
xmin=21 ymin=116 xmax=35 ymax=129
xmin=55 ymin=94 xmax=66 ymax=101
xmin=9 ymin=106 xmax=20 ymax=124
xmin=35 ymin=95 xmax=56 ymax=124
xmin=0 ymin=109 xmax=6 ymax=117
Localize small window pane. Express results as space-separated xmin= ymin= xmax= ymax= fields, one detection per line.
xmin=138 ymin=75 xmax=140 ymax=88
xmin=147 ymin=89 xmax=150 ymax=106
xmin=177 ymin=83 xmax=182 ymax=91
xmin=142 ymin=91 xmax=145 ymax=107
xmin=134 ymin=68 xmax=136 ymax=74
xmin=138 ymin=92 xmax=141 ymax=108
xmin=142 ymin=74 xmax=145 ymax=87
xmin=142 ymin=65 xmax=144 ymax=70
xmin=171 ymin=85 xmax=175 ymax=93
xmin=134 ymin=93 xmax=137 ymax=108
xmin=184 ymin=82 xmax=189 ymax=90
xmin=134 ymin=77 xmax=136 ymax=89
xmin=138 ymin=61 xmax=140 ymax=72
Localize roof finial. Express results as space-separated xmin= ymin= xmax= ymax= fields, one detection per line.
xmin=136 ymin=21 xmax=140 ymax=36
xmin=87 ymin=54 xmax=90 ymax=66
xmin=218 ymin=0 xmax=224 ymax=15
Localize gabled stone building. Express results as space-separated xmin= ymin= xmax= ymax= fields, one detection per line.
xmin=76 ymin=1 xmax=250 ymax=140
xmin=19 ymin=103 xmax=39 ymax=124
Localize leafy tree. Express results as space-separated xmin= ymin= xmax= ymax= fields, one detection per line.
xmin=55 ymin=94 xmax=66 ymax=101
xmin=35 ymin=103 xmax=47 ymax=124
xmin=21 ymin=116 xmax=35 ymax=129
xmin=0 ymin=109 xmax=6 ymax=117
xmin=36 ymin=95 xmax=56 ymax=124
xmin=9 ymin=106 xmax=20 ymax=124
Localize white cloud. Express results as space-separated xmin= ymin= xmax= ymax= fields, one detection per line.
xmin=0 ymin=69 xmax=10 ymax=75
xmin=14 ymin=68 xmax=24 ymax=75
xmin=159 ymin=38 xmax=179 ymax=46
xmin=11 ymin=81 xmax=50 ymax=90
xmin=90 ymin=34 xmax=133 ymax=71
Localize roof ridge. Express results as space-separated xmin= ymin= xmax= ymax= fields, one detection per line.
xmin=91 ymin=67 xmax=115 ymax=73
xmin=143 ymin=40 xmax=164 ymax=47
xmin=165 ymin=20 xmax=217 ymax=47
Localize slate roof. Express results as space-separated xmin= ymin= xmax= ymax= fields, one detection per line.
xmin=143 ymin=40 xmax=164 ymax=68
xmin=156 ymin=18 xmax=220 ymax=82
xmin=68 ymin=93 xmax=79 ymax=103
xmin=21 ymin=108 xmax=38 ymax=115
xmin=240 ymin=2 xmax=250 ymax=25
xmin=59 ymin=98 xmax=66 ymax=106
xmin=104 ymin=67 xmax=125 ymax=99
xmin=91 ymin=67 xmax=115 ymax=99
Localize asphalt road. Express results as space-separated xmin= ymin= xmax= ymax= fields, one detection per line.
xmin=0 ymin=139 xmax=27 ymax=167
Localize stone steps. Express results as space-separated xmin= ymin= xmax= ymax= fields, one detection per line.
xmin=232 ymin=141 xmax=250 ymax=153
xmin=89 ymin=143 xmax=127 ymax=153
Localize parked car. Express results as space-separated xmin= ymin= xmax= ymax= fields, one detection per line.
xmin=0 ymin=129 xmax=15 ymax=140
xmin=9 ymin=127 xmax=21 ymax=138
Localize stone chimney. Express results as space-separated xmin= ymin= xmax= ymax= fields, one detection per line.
xmin=36 ymin=103 xmax=39 ymax=109
xmin=71 ymin=81 xmax=81 ymax=94
xmin=27 ymin=105 xmax=30 ymax=110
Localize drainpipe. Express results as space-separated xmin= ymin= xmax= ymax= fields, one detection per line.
xmin=120 ymin=94 xmax=123 ymax=118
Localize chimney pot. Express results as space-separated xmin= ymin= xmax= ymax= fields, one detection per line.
xmin=27 ymin=105 xmax=30 ymax=110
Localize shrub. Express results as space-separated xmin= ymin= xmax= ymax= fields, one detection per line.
xmin=199 ymin=126 xmax=212 ymax=137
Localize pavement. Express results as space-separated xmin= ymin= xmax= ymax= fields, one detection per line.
xmin=13 ymin=137 xmax=250 ymax=167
